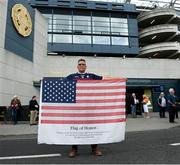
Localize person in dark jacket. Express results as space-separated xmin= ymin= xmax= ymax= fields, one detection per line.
xmin=29 ymin=96 xmax=39 ymax=125
xmin=157 ymin=92 xmax=167 ymax=118
xmin=10 ymin=96 xmax=19 ymax=124
xmin=130 ymin=93 xmax=139 ymax=118
xmin=66 ymin=59 xmax=103 ymax=158
xmin=167 ymin=88 xmax=178 ymax=123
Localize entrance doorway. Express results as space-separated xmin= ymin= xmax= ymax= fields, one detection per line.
xmin=126 ymin=87 xmax=144 ymax=115
xmin=126 ymin=87 xmax=153 ymax=115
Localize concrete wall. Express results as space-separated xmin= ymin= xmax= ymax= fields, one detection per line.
xmin=0 ymin=1 xmax=47 ymax=106
xmin=1 ymin=0 xmax=180 ymax=107
xmin=42 ymin=56 xmax=180 ymax=80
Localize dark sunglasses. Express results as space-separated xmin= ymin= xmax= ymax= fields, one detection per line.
xmin=78 ymin=63 xmax=86 ymax=66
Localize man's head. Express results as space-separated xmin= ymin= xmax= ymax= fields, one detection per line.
xmin=132 ymin=93 xmax=136 ymax=97
xmin=77 ymin=59 xmax=87 ymax=73
xmin=13 ymin=95 xmax=18 ymax=99
xmin=160 ymin=92 xmax=164 ymax=97
xmin=143 ymin=94 xmax=147 ymax=98
xmin=169 ymin=88 xmax=175 ymax=95
xmin=32 ymin=96 xmax=36 ymax=100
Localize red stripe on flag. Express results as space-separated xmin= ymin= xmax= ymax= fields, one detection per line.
xmin=76 ymin=86 xmax=126 ymax=90
xmin=76 ymin=92 xmax=125 ymax=96
xmin=41 ymin=118 xmax=126 ymax=124
xmin=41 ymin=105 xmax=125 ymax=110
xmin=41 ymin=112 xmax=125 ymax=117
xmin=77 ymin=79 xmax=127 ymax=83
xmin=76 ymin=98 xmax=125 ymax=103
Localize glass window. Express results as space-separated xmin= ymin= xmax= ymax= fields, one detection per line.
xmin=111 ymin=18 xmax=128 ymax=35
xmin=112 ymin=37 xmax=129 ymax=46
xmin=73 ymin=16 xmax=91 ymax=34
xmin=48 ymin=34 xmax=52 ymax=43
xmin=53 ymin=34 xmax=72 ymax=43
xmin=92 ymin=17 xmax=110 ymax=34
xmin=93 ymin=36 xmax=110 ymax=45
xmin=53 ymin=15 xmax=72 ymax=32
xmin=42 ymin=14 xmax=52 ymax=32
xmin=73 ymin=35 xmax=91 ymax=44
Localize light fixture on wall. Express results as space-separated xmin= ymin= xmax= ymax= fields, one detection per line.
xmin=47 ymin=52 xmax=58 ymax=55
xmin=122 ymin=55 xmax=126 ymax=59
xmin=151 ymin=35 xmax=157 ymax=40
xmin=150 ymin=19 xmax=155 ymax=24
xmin=94 ymin=54 xmax=97 ymax=58
xmin=153 ymin=52 xmax=159 ymax=57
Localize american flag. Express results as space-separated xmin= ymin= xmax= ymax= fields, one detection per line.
xmin=40 ymin=77 xmax=126 ymax=125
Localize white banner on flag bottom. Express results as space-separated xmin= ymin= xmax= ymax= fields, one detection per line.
xmin=38 ymin=122 xmax=126 ymax=145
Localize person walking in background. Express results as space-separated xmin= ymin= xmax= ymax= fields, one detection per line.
xmin=29 ymin=96 xmax=39 ymax=125
xmin=10 ymin=96 xmax=19 ymax=124
xmin=167 ymin=88 xmax=178 ymax=123
xmin=130 ymin=93 xmax=139 ymax=118
xmin=142 ymin=95 xmax=150 ymax=118
xmin=157 ymin=92 xmax=167 ymax=118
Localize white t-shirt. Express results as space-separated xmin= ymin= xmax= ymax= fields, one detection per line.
xmin=161 ymin=97 xmax=166 ymax=107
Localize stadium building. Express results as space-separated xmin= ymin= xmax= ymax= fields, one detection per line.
xmin=0 ymin=0 xmax=180 ymax=119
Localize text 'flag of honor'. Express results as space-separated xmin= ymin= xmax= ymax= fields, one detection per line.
xmin=38 ymin=77 xmax=127 ymax=145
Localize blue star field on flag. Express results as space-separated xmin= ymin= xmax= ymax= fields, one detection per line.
xmin=42 ymin=78 xmax=76 ymax=103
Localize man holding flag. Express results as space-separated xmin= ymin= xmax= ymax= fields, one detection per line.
xmin=38 ymin=59 xmax=126 ymax=158
xmin=66 ymin=59 xmax=103 ymax=157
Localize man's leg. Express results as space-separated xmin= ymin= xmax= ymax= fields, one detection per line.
xmin=14 ymin=109 xmax=17 ymax=124
xmin=169 ymin=108 xmax=174 ymax=123
xmin=172 ymin=108 xmax=175 ymax=122
xmin=159 ymin=107 xmax=162 ymax=118
xmin=34 ymin=110 xmax=38 ymax=124
xmin=134 ymin=105 xmax=137 ymax=118
xmin=68 ymin=145 xmax=78 ymax=158
xmin=91 ymin=144 xmax=102 ymax=156
xmin=131 ymin=105 xmax=136 ymax=118
xmin=30 ymin=111 xmax=34 ymax=125
xmin=12 ymin=109 xmax=15 ymax=124
xmin=162 ymin=107 xmax=166 ymax=118
xmin=175 ymin=108 xmax=178 ymax=118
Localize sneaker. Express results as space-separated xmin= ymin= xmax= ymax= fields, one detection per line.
xmin=68 ymin=149 xmax=77 ymax=158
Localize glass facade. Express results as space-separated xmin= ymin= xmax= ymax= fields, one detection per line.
xmin=92 ymin=16 xmax=110 ymax=34
xmin=53 ymin=15 xmax=72 ymax=33
xmin=73 ymin=16 xmax=91 ymax=34
xmin=43 ymin=12 xmax=129 ymax=46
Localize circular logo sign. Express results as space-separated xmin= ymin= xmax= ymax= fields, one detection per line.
xmin=11 ymin=4 xmax=32 ymax=37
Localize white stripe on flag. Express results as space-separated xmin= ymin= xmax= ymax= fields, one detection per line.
xmin=41 ymin=115 xmax=126 ymax=121
xmin=77 ymin=89 xmax=126 ymax=93
xmin=41 ymin=109 xmax=125 ymax=114
xmin=41 ymin=102 xmax=125 ymax=107
xmin=77 ymin=82 xmax=126 ymax=87
xmin=76 ymin=95 xmax=125 ymax=100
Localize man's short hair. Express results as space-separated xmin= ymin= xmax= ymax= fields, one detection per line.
xmin=78 ymin=59 xmax=86 ymax=64
xmin=32 ymin=96 xmax=36 ymax=99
